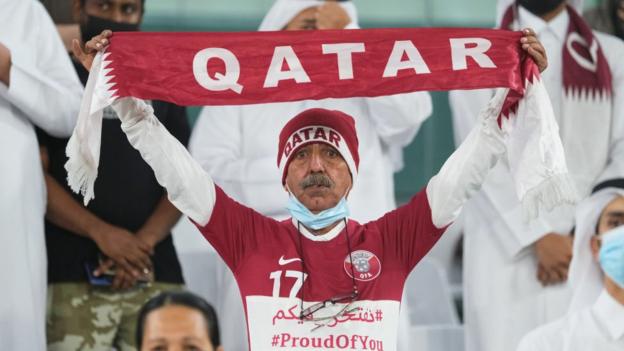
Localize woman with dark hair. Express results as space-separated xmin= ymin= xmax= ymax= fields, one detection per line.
xmin=137 ymin=291 xmax=223 ymax=351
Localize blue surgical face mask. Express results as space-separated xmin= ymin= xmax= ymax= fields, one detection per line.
xmin=599 ymin=226 xmax=624 ymax=289
xmin=286 ymin=192 xmax=349 ymax=230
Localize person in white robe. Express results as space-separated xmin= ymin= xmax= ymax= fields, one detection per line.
xmin=518 ymin=179 xmax=624 ymax=351
xmin=0 ymin=0 xmax=82 ymax=349
xmin=449 ymin=1 xmax=624 ymax=351
xmin=185 ymin=1 xmax=433 ymax=350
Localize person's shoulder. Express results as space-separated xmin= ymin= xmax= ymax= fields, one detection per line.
xmin=518 ymin=321 xmax=561 ymax=350
xmin=594 ymin=30 xmax=624 ymax=60
xmin=518 ymin=310 xmax=585 ymax=351
xmin=594 ymin=31 xmax=624 ymax=50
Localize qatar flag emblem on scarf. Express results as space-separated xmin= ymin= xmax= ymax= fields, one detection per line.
xmin=65 ymin=27 xmax=577 ymax=218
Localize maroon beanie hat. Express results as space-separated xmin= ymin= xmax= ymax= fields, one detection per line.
xmin=277 ymin=108 xmax=359 ymax=185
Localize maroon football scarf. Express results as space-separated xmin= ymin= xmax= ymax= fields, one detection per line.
xmin=66 ymin=27 xmax=576 ymax=219
xmin=99 ymin=28 xmax=533 ymax=109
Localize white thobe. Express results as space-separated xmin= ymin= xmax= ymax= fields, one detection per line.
xmin=517 ymin=290 xmax=624 ymax=351
xmin=0 ymin=0 xmax=82 ymax=349
xmin=449 ymin=7 xmax=624 ymax=351
xmin=189 ymin=93 xmax=432 ymax=351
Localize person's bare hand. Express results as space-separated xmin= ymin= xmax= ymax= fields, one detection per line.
xmin=96 ymin=259 xmax=139 ymax=290
xmin=71 ymin=30 xmax=112 ymax=72
xmin=520 ymin=28 xmax=548 ymax=73
xmin=89 ymin=221 xmax=153 ymax=277
xmin=0 ymin=42 xmax=11 ymax=86
xmin=534 ymin=232 xmax=573 ymax=286
xmin=316 ymin=1 xmax=351 ymax=30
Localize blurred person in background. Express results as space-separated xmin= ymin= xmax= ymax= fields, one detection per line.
xmin=188 ymin=0 xmax=432 ymax=349
xmin=40 ymin=1 xmax=189 ymax=350
xmin=585 ymin=0 xmax=624 ymax=39
xmin=137 ymin=291 xmax=223 ymax=351
xmin=40 ymin=0 xmax=82 ymax=50
xmin=518 ymin=179 xmax=624 ymax=350
xmin=449 ymin=1 xmax=624 ymax=351
xmin=0 ymin=0 xmax=83 ymax=349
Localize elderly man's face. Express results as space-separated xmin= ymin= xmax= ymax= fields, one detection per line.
xmin=591 ymin=196 xmax=624 ymax=258
xmin=285 ymin=143 xmax=352 ymax=214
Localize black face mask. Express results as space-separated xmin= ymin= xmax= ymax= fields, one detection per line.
xmin=518 ymin=0 xmax=566 ymax=16
xmin=80 ymin=14 xmax=140 ymax=43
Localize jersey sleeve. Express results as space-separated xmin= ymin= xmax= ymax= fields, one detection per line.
xmin=193 ymin=186 xmax=280 ymax=272
xmin=372 ymin=89 xmax=508 ymax=272
xmin=370 ymin=188 xmax=447 ymax=272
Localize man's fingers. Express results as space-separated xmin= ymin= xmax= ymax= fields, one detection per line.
xmin=138 ymin=241 xmax=154 ymax=255
xmin=114 ymin=258 xmax=138 ymax=278
xmin=134 ymin=253 xmax=153 ymax=275
xmin=128 ymin=245 xmax=152 ymax=271
xmin=124 ymin=251 xmax=150 ymax=278
xmin=549 ymin=267 xmax=564 ymax=283
xmin=559 ymin=265 xmax=569 ymax=282
xmin=523 ymin=27 xmax=536 ymax=36
xmin=71 ymin=39 xmax=85 ymax=60
xmin=113 ymin=269 xmax=131 ymax=290
xmin=520 ymin=36 xmax=539 ymax=44
xmin=527 ymin=47 xmax=547 ymax=72
xmin=111 ymin=270 xmax=123 ymax=290
xmin=94 ymin=259 xmax=115 ymax=276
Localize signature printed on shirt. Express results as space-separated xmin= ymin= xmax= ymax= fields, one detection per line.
xmin=272 ymin=304 xmax=383 ymax=328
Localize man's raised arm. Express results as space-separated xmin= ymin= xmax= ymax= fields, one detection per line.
xmin=72 ymin=31 xmax=216 ymax=225
xmin=426 ymin=28 xmax=549 ymax=228
xmin=113 ymin=97 xmax=216 ymax=226
xmin=426 ymin=88 xmax=507 ymax=228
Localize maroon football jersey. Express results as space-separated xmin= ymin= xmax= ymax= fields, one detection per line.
xmin=195 ymin=186 xmax=445 ymax=350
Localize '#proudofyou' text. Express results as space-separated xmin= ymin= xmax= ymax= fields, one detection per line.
xmin=270 ymin=333 xmax=384 ymax=350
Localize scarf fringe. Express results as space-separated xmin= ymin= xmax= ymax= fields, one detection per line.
xmin=65 ymin=132 xmax=97 ymax=206
xmin=522 ymin=173 xmax=578 ymax=222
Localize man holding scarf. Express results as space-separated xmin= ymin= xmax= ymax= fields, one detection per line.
xmin=518 ymin=179 xmax=624 ymax=350
xmin=449 ymin=1 xmax=624 ymax=351
xmin=40 ymin=1 xmax=188 ymax=350
xmin=188 ymin=1 xmax=431 ymax=349
xmin=73 ymin=27 xmax=549 ymax=350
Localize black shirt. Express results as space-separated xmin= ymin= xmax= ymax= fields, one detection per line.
xmin=40 ymin=60 xmax=188 ymax=284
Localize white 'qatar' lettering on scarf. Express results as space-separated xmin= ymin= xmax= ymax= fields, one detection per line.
xmin=192 ymin=38 xmax=497 ymax=94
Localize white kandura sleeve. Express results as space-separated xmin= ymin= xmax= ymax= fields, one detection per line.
xmin=113 ymin=97 xmax=216 ymax=226
xmin=426 ymin=88 xmax=508 ymax=228
xmin=0 ymin=1 xmax=82 ymax=137
xmin=515 ymin=327 xmax=552 ymax=351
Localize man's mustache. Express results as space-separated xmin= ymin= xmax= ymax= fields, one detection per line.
xmin=300 ymin=173 xmax=334 ymax=189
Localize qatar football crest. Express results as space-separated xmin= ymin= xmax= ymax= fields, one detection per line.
xmin=344 ymin=250 xmax=381 ymax=282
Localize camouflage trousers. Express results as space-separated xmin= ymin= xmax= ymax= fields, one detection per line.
xmin=46 ymin=282 xmax=183 ymax=351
